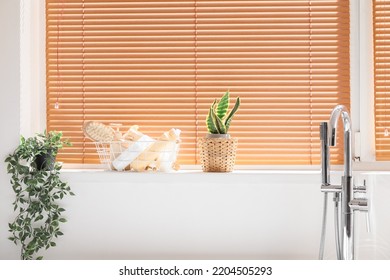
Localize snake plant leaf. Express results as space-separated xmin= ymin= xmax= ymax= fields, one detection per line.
xmin=224 ymin=97 xmax=240 ymax=131
xmin=206 ymin=100 xmax=219 ymax=134
xmin=212 ymin=108 xmax=227 ymax=134
xmin=216 ymin=90 xmax=230 ymax=119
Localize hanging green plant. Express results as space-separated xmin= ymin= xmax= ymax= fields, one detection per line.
xmin=5 ymin=131 xmax=74 ymax=260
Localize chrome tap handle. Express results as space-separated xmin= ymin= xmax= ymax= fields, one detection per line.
xmin=353 ymin=185 xmax=367 ymax=193
xmin=349 ymin=198 xmax=371 ymax=233
xmin=349 ymin=198 xmax=368 ymax=211
xmin=363 ymin=179 xmax=372 ymax=233
xmin=350 ymin=180 xmax=371 ymax=233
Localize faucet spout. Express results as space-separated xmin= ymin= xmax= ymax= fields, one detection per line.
xmin=328 ymin=105 xmax=352 ymax=147
xmin=328 ymin=105 xmax=352 ymax=177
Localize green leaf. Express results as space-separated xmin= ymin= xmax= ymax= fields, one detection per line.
xmin=36 ymin=256 xmax=43 ymax=260
xmin=34 ymin=215 xmax=44 ymax=222
xmin=206 ymin=100 xmax=219 ymax=134
xmin=59 ymin=218 xmax=67 ymax=223
xmin=211 ymin=108 xmax=226 ymax=134
xmin=216 ymin=90 xmax=229 ymax=119
xmin=224 ymin=97 xmax=240 ymax=132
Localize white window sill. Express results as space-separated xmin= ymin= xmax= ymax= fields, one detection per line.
xmin=61 ymin=161 xmax=390 ymax=173
xmin=58 ymin=166 xmax=390 ymax=186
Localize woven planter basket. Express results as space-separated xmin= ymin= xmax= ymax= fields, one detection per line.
xmin=198 ymin=137 xmax=238 ymax=172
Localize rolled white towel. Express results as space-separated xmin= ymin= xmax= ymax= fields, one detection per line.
xmin=112 ymin=135 xmax=155 ymax=171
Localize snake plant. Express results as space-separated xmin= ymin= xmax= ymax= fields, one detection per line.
xmin=206 ymin=90 xmax=240 ymax=134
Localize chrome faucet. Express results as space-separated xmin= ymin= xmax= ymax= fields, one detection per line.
xmin=328 ymin=105 xmax=352 ymax=177
xmin=320 ymin=105 xmax=368 ymax=260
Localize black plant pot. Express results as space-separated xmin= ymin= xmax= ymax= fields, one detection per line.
xmin=34 ymin=152 xmax=56 ymax=171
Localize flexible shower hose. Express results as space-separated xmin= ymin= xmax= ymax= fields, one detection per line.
xmin=334 ymin=193 xmax=342 ymax=260
xmin=319 ymin=192 xmax=328 ymax=259
xmin=319 ymin=192 xmax=342 ymax=260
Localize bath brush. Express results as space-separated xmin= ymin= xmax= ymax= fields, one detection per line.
xmin=82 ymin=121 xmax=115 ymax=142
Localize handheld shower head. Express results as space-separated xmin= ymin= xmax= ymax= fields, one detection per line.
xmin=320 ymin=122 xmax=328 ymax=142
xmin=320 ymin=122 xmax=330 ymax=185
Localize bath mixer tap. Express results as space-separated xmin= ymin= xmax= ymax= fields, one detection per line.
xmin=329 ymin=105 xmax=353 ymax=260
xmin=319 ymin=105 xmax=369 ymax=260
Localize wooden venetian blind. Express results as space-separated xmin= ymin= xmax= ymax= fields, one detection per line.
xmin=374 ymin=0 xmax=390 ymax=160
xmin=46 ymin=0 xmax=350 ymax=165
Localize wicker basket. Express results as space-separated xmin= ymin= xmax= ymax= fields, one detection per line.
xmin=94 ymin=140 xmax=180 ymax=172
xmin=198 ymin=137 xmax=238 ymax=172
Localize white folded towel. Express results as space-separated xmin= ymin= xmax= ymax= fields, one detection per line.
xmin=112 ymin=135 xmax=155 ymax=171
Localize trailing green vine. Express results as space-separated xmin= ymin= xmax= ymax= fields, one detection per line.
xmin=5 ymin=131 xmax=74 ymax=260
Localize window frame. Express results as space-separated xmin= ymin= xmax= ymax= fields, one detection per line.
xmin=21 ymin=0 xmax=390 ymax=170
xmin=356 ymin=0 xmax=376 ymax=164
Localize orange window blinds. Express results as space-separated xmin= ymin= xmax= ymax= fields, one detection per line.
xmin=374 ymin=0 xmax=390 ymax=160
xmin=46 ymin=0 xmax=350 ymax=165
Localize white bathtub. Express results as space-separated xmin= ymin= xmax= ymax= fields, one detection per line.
xmin=0 ymin=170 xmax=389 ymax=260
xmin=354 ymin=172 xmax=390 ymax=259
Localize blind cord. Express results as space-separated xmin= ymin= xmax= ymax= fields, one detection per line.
xmin=82 ymin=0 xmax=86 ymax=162
xmin=309 ymin=1 xmax=314 ymax=165
xmin=194 ymin=0 xmax=199 ymax=163
xmin=55 ymin=0 xmax=65 ymax=109
xmin=384 ymin=0 xmax=389 ymax=136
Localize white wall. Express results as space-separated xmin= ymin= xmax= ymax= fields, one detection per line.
xmin=0 ymin=0 xmax=21 ymax=260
